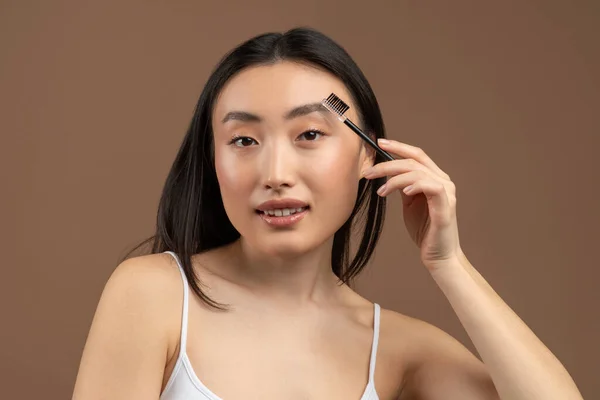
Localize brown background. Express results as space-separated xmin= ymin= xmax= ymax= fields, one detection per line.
xmin=1 ymin=1 xmax=598 ymax=399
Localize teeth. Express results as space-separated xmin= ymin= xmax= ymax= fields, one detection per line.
xmin=264 ymin=207 xmax=306 ymax=216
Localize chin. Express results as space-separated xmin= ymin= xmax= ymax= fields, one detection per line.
xmin=244 ymin=232 xmax=328 ymax=260
xmin=257 ymin=238 xmax=315 ymax=259
xmin=232 ymin=213 xmax=342 ymax=258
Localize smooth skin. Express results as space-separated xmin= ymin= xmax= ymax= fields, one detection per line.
xmin=73 ymin=62 xmax=582 ymax=399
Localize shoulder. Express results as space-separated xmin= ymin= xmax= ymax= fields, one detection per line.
xmin=96 ymin=252 xmax=185 ymax=348
xmin=103 ymin=252 xmax=184 ymax=313
xmin=73 ymin=253 xmax=186 ymax=398
xmin=98 ymin=253 xmax=189 ymax=363
xmin=380 ymin=308 xmax=498 ymax=399
xmin=105 ymin=252 xmax=185 ymax=332
xmin=109 ymin=252 xmax=182 ymax=284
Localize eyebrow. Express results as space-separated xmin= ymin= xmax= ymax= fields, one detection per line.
xmin=221 ymin=102 xmax=330 ymax=124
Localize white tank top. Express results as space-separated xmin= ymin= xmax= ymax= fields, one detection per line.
xmin=160 ymin=251 xmax=380 ymax=400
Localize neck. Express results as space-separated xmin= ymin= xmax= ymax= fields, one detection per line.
xmin=226 ymin=237 xmax=344 ymax=307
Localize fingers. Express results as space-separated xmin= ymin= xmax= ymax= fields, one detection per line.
xmin=362 ymin=139 xmax=456 ymax=212
xmin=373 ymin=169 xmax=457 ymax=212
xmin=377 ymin=139 xmax=450 ymax=180
xmin=375 ymin=170 xmax=430 ymax=196
xmin=362 ymin=158 xmax=435 ymax=180
xmin=406 ymin=179 xmax=452 ymax=222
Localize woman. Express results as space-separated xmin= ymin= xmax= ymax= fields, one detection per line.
xmin=73 ymin=28 xmax=582 ymax=399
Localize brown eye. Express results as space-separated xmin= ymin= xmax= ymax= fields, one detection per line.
xmin=299 ymin=129 xmax=325 ymax=141
xmin=230 ymin=136 xmax=257 ymax=147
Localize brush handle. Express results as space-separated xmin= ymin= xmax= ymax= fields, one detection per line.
xmin=344 ymin=119 xmax=396 ymax=162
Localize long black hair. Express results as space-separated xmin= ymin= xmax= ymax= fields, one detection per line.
xmin=124 ymin=27 xmax=388 ymax=310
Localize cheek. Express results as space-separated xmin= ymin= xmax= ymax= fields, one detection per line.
xmin=215 ymin=150 xmax=254 ymax=207
xmin=309 ymin=153 xmax=356 ymax=187
xmin=308 ymin=143 xmax=361 ymax=205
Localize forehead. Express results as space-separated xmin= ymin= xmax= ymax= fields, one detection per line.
xmin=212 ymin=61 xmax=360 ymax=122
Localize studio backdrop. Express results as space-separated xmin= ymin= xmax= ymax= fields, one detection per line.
xmin=1 ymin=1 xmax=598 ymax=399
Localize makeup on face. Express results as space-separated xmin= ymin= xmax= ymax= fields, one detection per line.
xmin=255 ymin=198 xmax=310 ymax=228
xmin=212 ymin=62 xmax=367 ymax=255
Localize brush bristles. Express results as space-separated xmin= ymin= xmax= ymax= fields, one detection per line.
xmin=322 ymin=93 xmax=350 ymax=116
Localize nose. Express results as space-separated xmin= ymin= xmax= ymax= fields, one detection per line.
xmin=261 ymin=140 xmax=297 ymax=191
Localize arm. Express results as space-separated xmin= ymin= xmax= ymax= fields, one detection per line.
xmin=405 ymin=251 xmax=583 ymax=400
xmin=72 ymin=257 xmax=176 ymax=399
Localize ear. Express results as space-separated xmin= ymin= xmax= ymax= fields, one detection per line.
xmin=358 ymin=133 xmax=377 ymax=179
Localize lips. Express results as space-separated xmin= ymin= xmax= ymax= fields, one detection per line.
xmin=257 ymin=207 xmax=309 ymax=227
xmin=254 ymin=198 xmax=310 ymax=227
xmin=256 ymin=198 xmax=309 ymax=212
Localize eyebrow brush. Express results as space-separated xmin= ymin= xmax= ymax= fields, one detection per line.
xmin=321 ymin=93 xmax=396 ymax=162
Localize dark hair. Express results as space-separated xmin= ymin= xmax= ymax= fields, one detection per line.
xmin=124 ymin=27 xmax=388 ymax=310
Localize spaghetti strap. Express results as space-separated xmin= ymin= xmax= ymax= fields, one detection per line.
xmin=368 ymin=303 xmax=381 ymax=382
xmin=164 ymin=251 xmax=189 ymax=357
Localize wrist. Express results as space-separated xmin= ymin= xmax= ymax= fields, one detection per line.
xmin=425 ymin=248 xmax=468 ymax=276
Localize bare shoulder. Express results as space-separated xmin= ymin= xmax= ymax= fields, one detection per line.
xmin=100 ymin=253 xmax=184 ymax=326
xmin=380 ymin=308 xmax=498 ymax=400
xmin=73 ymin=253 xmax=184 ymax=399
xmin=103 ymin=252 xmax=185 ymax=356
xmin=110 ymin=252 xmax=182 ymax=281
xmin=109 ymin=252 xmax=183 ymax=294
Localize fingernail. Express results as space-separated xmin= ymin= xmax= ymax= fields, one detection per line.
xmin=403 ymin=185 xmax=413 ymax=194
xmin=377 ymin=184 xmax=387 ymax=195
xmin=378 ymin=138 xmax=389 ymax=144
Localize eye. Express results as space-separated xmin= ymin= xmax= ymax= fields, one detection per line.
xmin=229 ymin=136 xmax=257 ymax=147
xmin=298 ymin=129 xmax=325 ymax=141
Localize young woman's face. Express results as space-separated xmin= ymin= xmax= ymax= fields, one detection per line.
xmin=212 ymin=61 xmax=372 ymax=258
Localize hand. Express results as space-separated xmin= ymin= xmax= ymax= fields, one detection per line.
xmin=361 ymin=139 xmax=462 ymax=272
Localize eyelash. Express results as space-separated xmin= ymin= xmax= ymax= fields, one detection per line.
xmin=228 ymin=129 xmax=326 ymax=147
